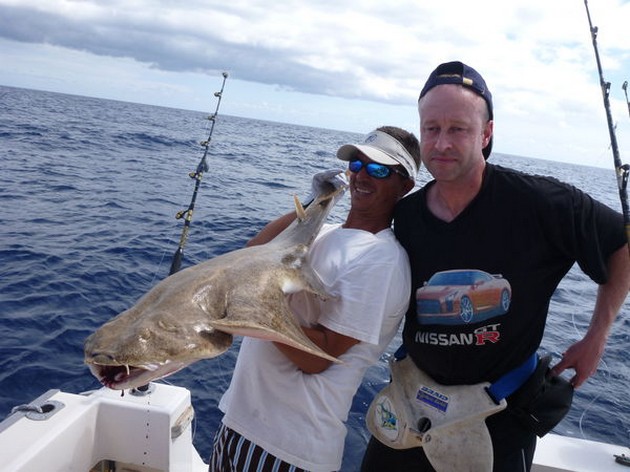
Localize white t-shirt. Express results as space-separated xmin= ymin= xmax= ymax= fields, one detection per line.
xmin=218 ymin=223 xmax=411 ymax=471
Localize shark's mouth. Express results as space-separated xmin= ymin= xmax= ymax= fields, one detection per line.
xmin=88 ymin=360 xmax=189 ymax=390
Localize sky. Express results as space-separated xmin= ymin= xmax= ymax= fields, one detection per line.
xmin=1 ymin=0 xmax=629 ymax=169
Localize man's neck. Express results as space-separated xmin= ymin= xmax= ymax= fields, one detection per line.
xmin=343 ymin=211 xmax=392 ymax=234
xmin=427 ymin=163 xmax=486 ymax=222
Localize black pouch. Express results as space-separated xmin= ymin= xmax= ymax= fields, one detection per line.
xmin=507 ymin=355 xmax=574 ymax=437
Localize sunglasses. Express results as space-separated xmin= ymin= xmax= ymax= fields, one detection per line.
xmin=348 ymin=159 xmax=407 ymax=179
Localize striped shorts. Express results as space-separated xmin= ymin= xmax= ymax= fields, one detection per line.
xmin=209 ymin=423 xmax=308 ymax=472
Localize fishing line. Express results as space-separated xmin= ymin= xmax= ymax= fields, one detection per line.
xmin=169 ymin=71 xmax=229 ymax=275
xmin=577 ymin=358 xmax=610 ymax=439
xmin=149 ymin=246 xmax=170 ymax=288
xmin=567 ymin=303 xmax=603 ymax=440
xmin=623 ymin=81 xmax=630 ymax=119
xmin=567 ymin=291 xmax=611 ymax=441
xmin=583 ymin=0 xmax=630 ymax=253
xmin=142 ymin=70 xmax=233 ymax=443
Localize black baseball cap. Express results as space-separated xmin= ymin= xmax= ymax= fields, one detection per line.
xmin=419 ymin=61 xmax=494 ymax=159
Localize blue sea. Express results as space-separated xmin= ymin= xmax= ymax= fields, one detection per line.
xmin=0 ymin=85 xmax=628 ymax=469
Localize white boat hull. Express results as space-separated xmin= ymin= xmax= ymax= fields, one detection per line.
xmin=533 ymin=432 xmax=629 ymax=472
xmin=0 ymin=383 xmax=207 ymax=472
xmin=0 ymin=382 xmax=627 ymax=471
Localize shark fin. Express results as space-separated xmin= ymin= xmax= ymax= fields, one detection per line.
xmin=209 ymin=303 xmax=340 ymax=363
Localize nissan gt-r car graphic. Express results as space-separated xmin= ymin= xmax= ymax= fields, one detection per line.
xmin=416 ymin=269 xmax=512 ymax=325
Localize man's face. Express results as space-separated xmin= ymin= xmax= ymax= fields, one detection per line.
xmin=347 ymin=153 xmax=411 ymax=213
xmin=418 ymin=85 xmax=492 ymax=183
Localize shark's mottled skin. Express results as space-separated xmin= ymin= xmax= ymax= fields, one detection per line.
xmin=84 ymin=184 xmax=346 ymax=390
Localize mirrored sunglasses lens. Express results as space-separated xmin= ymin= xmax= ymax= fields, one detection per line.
xmin=366 ymin=163 xmax=391 ymax=179
xmin=348 ymin=160 xmax=363 ymax=173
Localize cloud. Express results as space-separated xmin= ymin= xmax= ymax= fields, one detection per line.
xmin=1 ymin=0 xmax=629 ymax=167
xmin=4 ymin=0 xmax=621 ymax=103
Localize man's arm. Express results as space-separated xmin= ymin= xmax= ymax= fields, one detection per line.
xmin=246 ymin=215 xmax=358 ymax=374
xmin=274 ymin=325 xmax=360 ymax=374
xmin=551 ymin=245 xmax=630 ymax=387
xmin=246 ymin=212 xmax=296 ymax=247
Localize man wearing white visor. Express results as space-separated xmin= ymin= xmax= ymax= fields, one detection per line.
xmin=210 ymin=126 xmax=420 ymax=472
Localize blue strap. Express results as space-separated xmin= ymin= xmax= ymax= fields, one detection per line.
xmin=393 ymin=345 xmax=537 ymax=404
xmin=486 ymin=353 xmax=538 ymax=404
xmin=393 ymin=344 xmax=407 ymax=360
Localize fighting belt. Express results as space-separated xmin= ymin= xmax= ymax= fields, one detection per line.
xmin=366 ymin=356 xmax=507 ymax=471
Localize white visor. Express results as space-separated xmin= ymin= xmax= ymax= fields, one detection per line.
xmin=336 ymin=130 xmax=418 ymax=180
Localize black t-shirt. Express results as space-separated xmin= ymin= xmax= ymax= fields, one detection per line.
xmin=394 ymin=164 xmax=626 ymax=385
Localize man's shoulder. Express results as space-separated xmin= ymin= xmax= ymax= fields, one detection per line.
xmin=487 ymin=164 xmax=581 ymax=203
xmin=489 ymin=163 xmax=571 ymax=188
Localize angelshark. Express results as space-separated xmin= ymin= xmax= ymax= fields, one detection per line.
xmin=84 ymin=183 xmax=346 ymax=390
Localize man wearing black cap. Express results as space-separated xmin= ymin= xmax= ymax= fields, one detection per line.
xmin=361 ymin=62 xmax=630 ymax=471
xmin=210 ymin=126 xmax=421 ymax=472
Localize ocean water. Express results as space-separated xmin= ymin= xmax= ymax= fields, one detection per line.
xmin=0 ymin=85 xmax=628 ymax=469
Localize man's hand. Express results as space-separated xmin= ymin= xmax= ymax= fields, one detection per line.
xmin=550 ymin=334 xmax=606 ymax=388
xmin=302 ymin=169 xmax=348 ymax=207
xmin=551 ymin=246 xmax=630 ymax=388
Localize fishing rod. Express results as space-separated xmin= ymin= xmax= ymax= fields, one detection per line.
xmin=623 ymin=81 xmax=630 ymax=118
xmin=169 ymin=72 xmax=229 ymax=275
xmin=583 ymin=0 xmax=630 ymax=252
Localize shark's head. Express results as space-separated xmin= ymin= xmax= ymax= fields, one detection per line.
xmin=84 ymin=301 xmax=232 ymax=390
